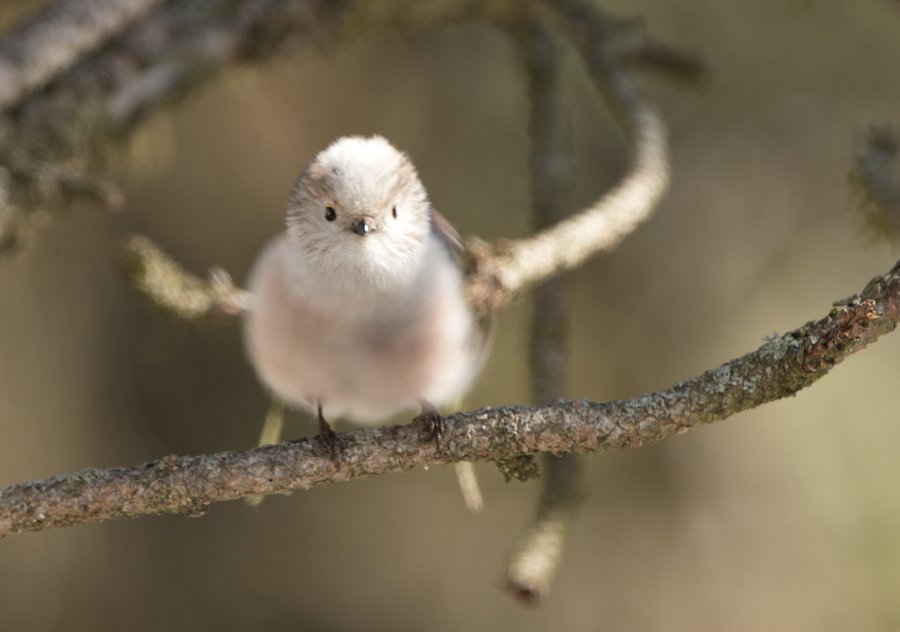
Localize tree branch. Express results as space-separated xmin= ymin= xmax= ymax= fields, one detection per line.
xmin=2 ymin=258 xmax=898 ymax=537
xmin=465 ymin=0 xmax=672 ymax=309
xmin=505 ymin=18 xmax=581 ymax=606
xmin=0 ymin=0 xmax=164 ymax=110
xmin=0 ymin=0 xmax=487 ymax=252
xmin=119 ymin=234 xmax=250 ymax=322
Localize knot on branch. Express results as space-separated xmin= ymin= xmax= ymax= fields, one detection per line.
xmin=835 ymin=262 xmax=900 ymax=320
xmin=803 ymin=300 xmax=877 ymax=372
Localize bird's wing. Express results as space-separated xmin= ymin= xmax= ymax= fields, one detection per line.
xmin=430 ymin=207 xmax=495 ymax=376
xmin=429 ymin=207 xmax=462 ymax=257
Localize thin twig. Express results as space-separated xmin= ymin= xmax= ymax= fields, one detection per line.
xmin=0 ymin=0 xmax=165 ymax=111
xmin=119 ymin=234 xmax=250 ymax=322
xmin=505 ymin=19 xmax=581 ymax=606
xmin=465 ymin=0 xmax=671 ymax=307
xmin=1 ymin=258 xmax=898 ymax=537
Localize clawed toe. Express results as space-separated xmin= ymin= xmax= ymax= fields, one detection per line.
xmin=316 ymin=403 xmax=343 ymax=470
xmin=414 ymin=401 xmax=445 ymax=452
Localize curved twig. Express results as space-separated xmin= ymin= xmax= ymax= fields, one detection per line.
xmin=506 ymin=452 xmax=582 ymax=605
xmin=465 ymin=0 xmax=672 ymax=310
xmin=1 ymin=258 xmax=898 ymax=537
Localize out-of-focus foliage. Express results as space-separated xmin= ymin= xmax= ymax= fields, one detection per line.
xmin=1 ymin=1 xmax=900 ymax=630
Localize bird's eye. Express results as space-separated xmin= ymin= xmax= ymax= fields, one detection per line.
xmin=392 ymin=206 xmax=398 ymax=219
xmin=325 ymin=206 xmax=336 ymax=221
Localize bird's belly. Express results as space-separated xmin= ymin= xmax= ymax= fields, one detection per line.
xmin=244 ymin=241 xmax=476 ymax=425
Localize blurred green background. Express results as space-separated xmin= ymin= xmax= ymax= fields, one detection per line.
xmin=2 ymin=0 xmax=900 ymax=630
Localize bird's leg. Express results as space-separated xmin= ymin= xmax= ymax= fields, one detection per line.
xmin=316 ymin=402 xmax=342 ymax=469
xmin=414 ymin=399 xmax=444 ymax=452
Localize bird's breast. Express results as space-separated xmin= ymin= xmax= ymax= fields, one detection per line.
xmin=243 ymin=235 xmax=477 ymax=424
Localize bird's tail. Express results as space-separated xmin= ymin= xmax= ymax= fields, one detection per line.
xmin=244 ymin=396 xmax=285 ymax=507
xmin=454 ymin=461 xmax=483 ymax=513
xmin=444 ymin=398 xmax=483 ymax=513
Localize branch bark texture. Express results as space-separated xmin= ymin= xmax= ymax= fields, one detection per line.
xmin=0 ymin=0 xmax=164 ymax=110
xmin=2 ymin=259 xmax=898 ymax=537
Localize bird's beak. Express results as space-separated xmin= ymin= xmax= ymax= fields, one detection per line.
xmin=350 ymin=218 xmax=371 ymax=236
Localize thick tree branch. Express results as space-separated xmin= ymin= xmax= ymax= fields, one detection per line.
xmin=2 ymin=259 xmax=898 ymax=537
xmin=0 ymin=0 xmax=164 ymax=110
xmin=0 ymin=0 xmax=487 ymax=252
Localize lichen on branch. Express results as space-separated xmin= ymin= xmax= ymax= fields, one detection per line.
xmin=119 ymin=235 xmax=250 ymax=322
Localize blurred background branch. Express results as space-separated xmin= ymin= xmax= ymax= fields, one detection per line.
xmin=849 ymin=125 xmax=900 ymax=243
xmin=119 ymin=234 xmax=249 ymax=323
xmin=0 ymin=0 xmax=165 ymax=110
xmin=0 ymin=0 xmax=487 ymax=253
xmin=504 ymin=18 xmax=580 ymax=606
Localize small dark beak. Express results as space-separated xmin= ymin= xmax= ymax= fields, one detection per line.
xmin=351 ymin=218 xmax=371 ymax=236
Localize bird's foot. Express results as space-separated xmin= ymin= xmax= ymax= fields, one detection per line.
xmin=414 ymin=400 xmax=444 ymax=453
xmin=316 ymin=406 xmax=343 ymax=470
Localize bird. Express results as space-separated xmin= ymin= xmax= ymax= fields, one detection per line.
xmin=242 ymin=135 xmax=486 ymax=507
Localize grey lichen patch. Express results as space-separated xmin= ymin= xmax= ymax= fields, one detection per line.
xmin=495 ymin=454 xmax=541 ymax=483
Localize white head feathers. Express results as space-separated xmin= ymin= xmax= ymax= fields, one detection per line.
xmin=284 ymin=136 xmax=433 ymax=295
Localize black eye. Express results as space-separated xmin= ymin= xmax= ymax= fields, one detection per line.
xmin=392 ymin=206 xmax=398 ymax=219
xmin=325 ymin=206 xmax=336 ymax=221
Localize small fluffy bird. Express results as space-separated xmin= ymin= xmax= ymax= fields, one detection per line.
xmin=243 ymin=136 xmax=484 ymax=478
